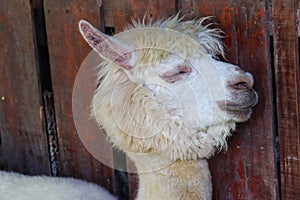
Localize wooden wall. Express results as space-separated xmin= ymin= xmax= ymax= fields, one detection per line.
xmin=0 ymin=0 xmax=299 ymax=199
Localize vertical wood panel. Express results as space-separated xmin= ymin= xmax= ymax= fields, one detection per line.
xmin=0 ymin=0 xmax=51 ymax=175
xmin=229 ymin=1 xmax=277 ymax=199
xmin=44 ymin=0 xmax=115 ymax=194
xmin=272 ymin=0 xmax=300 ymax=199
xmin=177 ymin=0 xmax=196 ymax=19
xmin=180 ymin=0 xmax=277 ymax=199
xmin=102 ymin=0 xmax=176 ymax=33
xmin=3 ymin=1 xmax=300 ymax=199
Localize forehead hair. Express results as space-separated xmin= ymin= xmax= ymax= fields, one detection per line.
xmin=121 ymin=15 xmax=224 ymax=66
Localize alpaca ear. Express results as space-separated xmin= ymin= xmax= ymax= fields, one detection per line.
xmin=79 ymin=20 xmax=133 ymax=70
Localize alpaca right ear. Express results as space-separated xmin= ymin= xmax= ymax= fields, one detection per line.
xmin=79 ymin=20 xmax=133 ymax=70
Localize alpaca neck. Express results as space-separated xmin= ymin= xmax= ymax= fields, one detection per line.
xmin=134 ymin=159 xmax=212 ymax=200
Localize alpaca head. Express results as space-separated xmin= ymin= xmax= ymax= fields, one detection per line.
xmin=79 ymin=16 xmax=258 ymax=159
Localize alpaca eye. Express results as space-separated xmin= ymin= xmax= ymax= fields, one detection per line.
xmin=160 ymin=66 xmax=192 ymax=83
xmin=179 ymin=70 xmax=188 ymax=74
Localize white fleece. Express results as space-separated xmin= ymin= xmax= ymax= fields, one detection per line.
xmin=0 ymin=171 xmax=117 ymax=200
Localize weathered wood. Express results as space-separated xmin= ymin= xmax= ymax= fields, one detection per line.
xmin=0 ymin=0 xmax=51 ymax=175
xmin=43 ymin=92 xmax=60 ymax=176
xmin=44 ymin=0 xmax=115 ymax=194
xmin=126 ymin=156 xmax=138 ymax=199
xmin=298 ymin=1 xmax=300 ymax=37
xmin=102 ymin=0 xmax=177 ymax=33
xmin=1 ymin=1 xmax=299 ymax=199
xmin=183 ymin=0 xmax=278 ymax=199
xmin=272 ymin=0 xmax=300 ymax=199
xmin=177 ymin=0 xmax=196 ymax=19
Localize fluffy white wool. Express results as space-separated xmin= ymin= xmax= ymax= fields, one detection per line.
xmin=78 ymin=14 xmax=257 ymax=200
xmin=91 ymin=16 xmax=235 ymax=159
xmin=0 ymin=171 xmax=117 ymax=200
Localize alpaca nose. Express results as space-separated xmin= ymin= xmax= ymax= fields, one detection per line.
xmin=229 ymin=72 xmax=254 ymax=91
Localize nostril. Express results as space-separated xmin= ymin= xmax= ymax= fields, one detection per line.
xmin=230 ymin=81 xmax=250 ymax=90
xmin=229 ymin=74 xmax=254 ymax=90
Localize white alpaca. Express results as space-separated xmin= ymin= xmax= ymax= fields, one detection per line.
xmin=0 ymin=170 xmax=117 ymax=200
xmin=79 ymin=15 xmax=258 ymax=200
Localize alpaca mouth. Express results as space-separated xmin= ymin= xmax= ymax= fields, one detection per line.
xmin=218 ymin=89 xmax=258 ymax=121
xmin=224 ymin=107 xmax=252 ymax=122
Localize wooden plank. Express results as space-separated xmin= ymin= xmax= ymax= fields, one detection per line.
xmin=126 ymin=156 xmax=138 ymax=199
xmin=101 ymin=1 xmax=177 ymax=199
xmin=43 ymin=0 xmax=115 ymax=194
xmin=102 ymin=0 xmax=177 ymax=33
xmin=0 ymin=0 xmax=51 ymax=175
xmin=183 ymin=0 xmax=277 ymax=199
xmin=272 ymin=0 xmax=300 ymax=199
xmin=298 ymin=1 xmax=300 ymax=37
xmin=177 ymin=0 xmax=196 ymax=19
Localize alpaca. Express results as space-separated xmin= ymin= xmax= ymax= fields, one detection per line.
xmin=0 ymin=170 xmax=117 ymax=200
xmin=79 ymin=15 xmax=258 ymax=200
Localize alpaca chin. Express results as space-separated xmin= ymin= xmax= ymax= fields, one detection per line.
xmin=206 ymin=122 xmax=236 ymax=151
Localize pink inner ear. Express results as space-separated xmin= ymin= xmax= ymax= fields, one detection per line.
xmin=80 ymin=22 xmax=105 ymax=48
xmin=160 ymin=66 xmax=192 ymax=83
xmin=80 ymin=21 xmax=133 ymax=70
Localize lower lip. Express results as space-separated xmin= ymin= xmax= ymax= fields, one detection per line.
xmin=226 ymin=108 xmax=252 ymax=119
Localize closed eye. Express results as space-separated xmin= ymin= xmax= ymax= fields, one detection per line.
xmin=160 ymin=65 xmax=192 ymax=83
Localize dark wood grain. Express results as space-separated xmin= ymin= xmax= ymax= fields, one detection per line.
xmin=102 ymin=0 xmax=177 ymax=33
xmin=184 ymin=0 xmax=278 ymax=199
xmin=2 ymin=0 xmax=300 ymax=199
xmin=44 ymin=0 xmax=115 ymax=194
xmin=272 ymin=0 xmax=300 ymax=199
xmin=0 ymin=0 xmax=51 ymax=175
xmin=177 ymin=0 xmax=196 ymax=19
